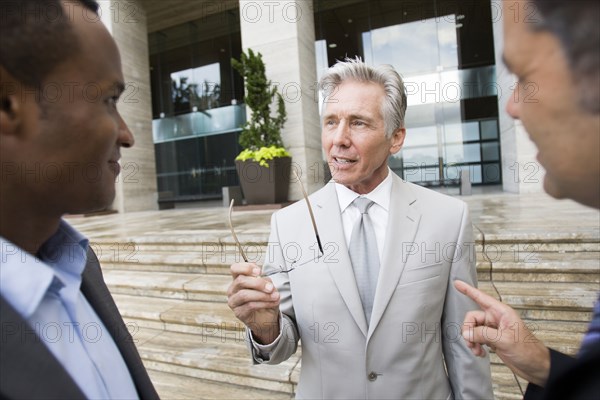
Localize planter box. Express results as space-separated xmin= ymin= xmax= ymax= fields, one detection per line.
xmin=235 ymin=157 xmax=292 ymax=205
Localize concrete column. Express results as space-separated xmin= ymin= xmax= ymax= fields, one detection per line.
xmin=238 ymin=0 xmax=323 ymax=199
xmin=99 ymin=0 xmax=158 ymax=212
xmin=492 ymin=0 xmax=544 ymax=194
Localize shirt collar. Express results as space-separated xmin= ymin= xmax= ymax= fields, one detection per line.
xmin=334 ymin=167 xmax=393 ymax=213
xmin=0 ymin=220 xmax=89 ymax=318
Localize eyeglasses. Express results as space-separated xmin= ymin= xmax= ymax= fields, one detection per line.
xmin=227 ymin=169 xmax=323 ymax=276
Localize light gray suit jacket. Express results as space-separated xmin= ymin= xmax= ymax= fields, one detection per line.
xmin=249 ymin=175 xmax=493 ymax=399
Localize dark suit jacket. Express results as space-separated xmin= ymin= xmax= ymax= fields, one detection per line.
xmin=0 ymin=248 xmax=159 ymax=400
xmin=524 ymin=345 xmax=600 ymax=400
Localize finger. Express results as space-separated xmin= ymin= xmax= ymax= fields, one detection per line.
xmin=230 ymin=263 xmax=260 ymax=279
xmin=472 ymin=343 xmax=487 ymax=357
xmin=461 ymin=332 xmax=487 ymax=357
xmin=454 ymin=280 xmax=502 ymax=311
xmin=232 ymin=274 xmax=276 ymax=293
xmin=460 ymin=318 xmax=490 ymax=358
xmin=231 ymin=302 xmax=280 ymax=324
xmin=228 ymin=288 xmax=280 ymax=309
xmin=463 ymin=325 xmax=501 ymax=348
xmin=227 ymin=291 xmax=279 ymax=314
xmin=463 ymin=310 xmax=487 ymax=327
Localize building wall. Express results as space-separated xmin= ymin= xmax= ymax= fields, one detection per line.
xmin=239 ymin=0 xmax=324 ymax=198
xmin=104 ymin=0 xmax=547 ymax=213
xmin=100 ymin=0 xmax=158 ymax=212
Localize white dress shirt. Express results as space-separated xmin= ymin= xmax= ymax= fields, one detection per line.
xmin=0 ymin=220 xmax=139 ymax=400
xmin=334 ymin=168 xmax=394 ymax=261
xmin=251 ymin=169 xmax=394 ymax=358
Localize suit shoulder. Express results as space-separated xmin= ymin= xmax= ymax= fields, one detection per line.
xmin=272 ymin=184 xmax=333 ymax=222
xmin=402 ymin=180 xmax=467 ymax=212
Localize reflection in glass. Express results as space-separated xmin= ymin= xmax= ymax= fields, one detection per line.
xmin=369 ymin=17 xmax=457 ymax=76
xmin=481 ymin=119 xmax=499 ymax=140
xmin=483 ymin=164 xmax=501 ymax=183
xmin=445 ymin=143 xmax=481 ymax=164
xmin=444 ymin=122 xmax=479 ymax=144
xmin=482 ymin=142 xmax=500 ymax=162
xmin=314 ymin=0 xmax=501 ymax=187
xmin=171 ymin=63 xmax=221 ymax=113
xmin=404 ymin=126 xmax=438 ymax=147
xmin=445 ymin=165 xmax=482 ymax=184
xmin=403 ymin=146 xmax=439 ymax=165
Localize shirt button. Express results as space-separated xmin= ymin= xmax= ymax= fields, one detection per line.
xmin=368 ymin=372 xmax=378 ymax=381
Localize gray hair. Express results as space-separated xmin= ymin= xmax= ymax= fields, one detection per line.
xmin=530 ymin=0 xmax=599 ymax=114
xmin=319 ymin=57 xmax=408 ymax=138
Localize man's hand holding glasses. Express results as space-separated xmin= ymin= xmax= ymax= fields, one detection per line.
xmin=226 ymin=170 xmax=322 ymax=345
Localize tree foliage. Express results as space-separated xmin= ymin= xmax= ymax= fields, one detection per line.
xmin=232 ymin=49 xmax=287 ymax=151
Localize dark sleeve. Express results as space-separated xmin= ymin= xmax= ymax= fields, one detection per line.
xmin=524 ymin=348 xmax=577 ymax=400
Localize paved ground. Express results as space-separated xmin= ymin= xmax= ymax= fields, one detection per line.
xmin=68 ymin=191 xmax=600 ymax=243
xmin=64 ymin=190 xmax=599 ymax=399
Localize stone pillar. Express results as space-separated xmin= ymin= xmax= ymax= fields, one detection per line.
xmin=238 ymin=0 xmax=323 ymax=199
xmin=100 ymin=0 xmax=158 ymax=212
xmin=492 ymin=0 xmax=544 ymax=194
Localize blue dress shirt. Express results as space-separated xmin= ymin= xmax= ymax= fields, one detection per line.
xmin=0 ymin=220 xmax=139 ymax=399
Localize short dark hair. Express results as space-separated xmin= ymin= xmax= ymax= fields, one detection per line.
xmin=531 ymin=0 xmax=600 ymax=113
xmin=0 ymin=0 xmax=100 ymax=89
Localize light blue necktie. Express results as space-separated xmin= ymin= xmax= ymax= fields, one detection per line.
xmin=348 ymin=197 xmax=380 ymax=324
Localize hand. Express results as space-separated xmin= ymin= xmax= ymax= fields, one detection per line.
xmin=227 ymin=262 xmax=281 ymax=344
xmin=454 ymin=280 xmax=551 ymax=387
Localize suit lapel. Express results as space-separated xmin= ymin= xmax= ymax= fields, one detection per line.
xmin=368 ymin=175 xmax=421 ymax=339
xmin=0 ymin=297 xmax=86 ymax=399
xmin=314 ymin=182 xmax=368 ymax=336
xmin=81 ymin=248 xmax=159 ymax=400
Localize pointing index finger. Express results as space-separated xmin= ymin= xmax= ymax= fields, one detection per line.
xmin=454 ymin=280 xmax=500 ymax=311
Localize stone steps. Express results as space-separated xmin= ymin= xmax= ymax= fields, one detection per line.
xmin=477 ymin=252 xmax=600 ymax=283
xmin=148 ymin=370 xmax=290 ymax=400
xmin=135 ymin=327 xmax=300 ymax=395
xmin=91 ymin=230 xmax=599 ymax=399
xmin=105 ymin=268 xmax=596 ymax=314
xmin=113 ymin=294 xmax=244 ymax=334
xmin=63 ymin=193 xmax=600 ymax=399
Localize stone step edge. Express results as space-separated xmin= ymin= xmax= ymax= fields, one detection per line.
xmin=142 ymin=359 xmax=296 ymax=395
xmin=108 ymin=283 xmax=597 ymax=313
xmin=147 ymin=369 xmax=292 ymax=400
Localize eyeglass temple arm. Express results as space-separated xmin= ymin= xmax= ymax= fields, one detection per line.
xmin=228 ymin=199 xmax=248 ymax=262
xmin=293 ymin=169 xmax=324 ymax=255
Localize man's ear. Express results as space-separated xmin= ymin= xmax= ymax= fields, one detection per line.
xmin=0 ymin=66 xmax=39 ymax=143
xmin=0 ymin=67 xmax=23 ymax=138
xmin=389 ymin=127 xmax=406 ymax=155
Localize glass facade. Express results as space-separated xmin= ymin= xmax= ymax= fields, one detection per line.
xmin=315 ymin=0 xmax=501 ymax=186
xmin=148 ymin=0 xmax=502 ymax=205
xmin=148 ymin=8 xmax=244 ymax=203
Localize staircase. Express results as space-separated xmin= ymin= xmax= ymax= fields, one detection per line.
xmin=68 ymin=194 xmax=599 ymax=400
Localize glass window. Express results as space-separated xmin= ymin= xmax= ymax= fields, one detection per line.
xmin=149 ymin=8 xmax=244 ymax=202
xmin=482 ymin=142 xmax=500 ymax=161
xmin=445 ymin=143 xmax=481 ymax=164
xmin=444 ymin=164 xmax=482 ymax=183
xmin=404 ymin=166 xmax=440 ymax=184
xmin=481 ymin=119 xmax=499 ymax=139
xmin=171 ymin=63 xmax=221 ymax=113
xmin=402 ymin=146 xmax=439 ymax=166
xmin=444 ymin=122 xmax=480 ymax=144
xmin=404 ymin=126 xmax=438 ymax=147
xmin=314 ymin=0 xmax=501 ymax=187
xmin=149 ymin=8 xmax=242 ymax=118
xmin=482 ymin=163 xmax=501 ymax=183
